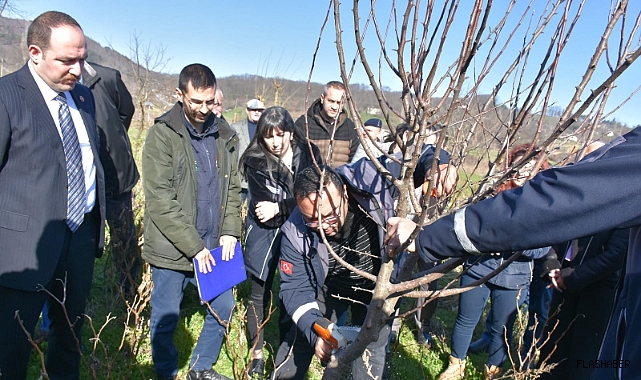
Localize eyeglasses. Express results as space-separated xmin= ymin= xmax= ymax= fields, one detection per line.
xmin=304 ymin=195 xmax=344 ymax=229
xmin=183 ymin=95 xmax=218 ymax=109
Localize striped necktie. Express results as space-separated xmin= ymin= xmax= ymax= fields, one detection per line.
xmin=56 ymin=93 xmax=85 ymax=232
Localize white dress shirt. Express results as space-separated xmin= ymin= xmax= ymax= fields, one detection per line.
xmin=28 ymin=60 xmax=97 ymax=214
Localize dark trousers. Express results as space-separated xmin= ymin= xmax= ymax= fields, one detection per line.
xmin=149 ymin=266 xmax=235 ymax=377
xmin=451 ymin=274 xmax=525 ymax=367
xmin=415 ymin=257 xmax=440 ymax=332
xmin=538 ymin=281 xmax=617 ymax=380
xmin=106 ymin=191 xmax=140 ymax=296
xmin=247 ymin=265 xmax=278 ymax=355
xmin=522 ymin=276 xmax=553 ymax=365
xmin=0 ymin=213 xmax=97 ymax=380
xmin=273 ymin=287 xmax=390 ymax=380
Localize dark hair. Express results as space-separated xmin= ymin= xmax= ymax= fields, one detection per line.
xmin=383 ymin=122 xmax=412 ymax=153
xmin=178 ymin=64 xmax=216 ymax=92
xmin=294 ymin=165 xmax=343 ymax=199
xmin=324 ymin=81 xmax=346 ymax=95
xmin=27 ymin=11 xmax=82 ymax=53
xmin=240 ymin=106 xmax=304 ymax=179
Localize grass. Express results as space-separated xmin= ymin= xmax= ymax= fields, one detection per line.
xmin=25 ymin=253 xmax=509 ymax=380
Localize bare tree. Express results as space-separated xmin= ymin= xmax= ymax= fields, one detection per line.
xmin=301 ymin=0 xmax=641 ymax=377
xmin=253 ymin=52 xmax=305 ymax=109
xmin=123 ymin=32 xmax=172 ymax=133
xmin=0 ymin=0 xmax=14 ymax=17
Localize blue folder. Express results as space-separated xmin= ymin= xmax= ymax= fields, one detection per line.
xmin=193 ymin=242 xmax=246 ymax=304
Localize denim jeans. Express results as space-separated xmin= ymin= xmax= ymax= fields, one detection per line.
xmin=451 ymin=274 xmax=525 ymax=367
xmin=150 ymin=266 xmax=235 ymax=377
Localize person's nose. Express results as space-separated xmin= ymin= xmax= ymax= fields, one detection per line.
xmin=69 ymin=60 xmax=83 ymax=77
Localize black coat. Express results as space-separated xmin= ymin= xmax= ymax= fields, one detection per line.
xmin=538 ymin=228 xmax=628 ymax=380
xmin=242 ymin=141 xmax=322 ymax=280
xmin=82 ymin=62 xmax=138 ymax=195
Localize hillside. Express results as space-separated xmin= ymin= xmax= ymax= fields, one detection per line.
xmin=0 ymin=14 xmax=631 ymax=141
xmin=0 ymin=14 xmax=404 ymax=123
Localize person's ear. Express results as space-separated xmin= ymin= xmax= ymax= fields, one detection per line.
xmin=28 ymin=45 xmax=43 ymax=63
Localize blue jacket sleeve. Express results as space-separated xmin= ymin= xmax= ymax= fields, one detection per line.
xmin=417 ymin=127 xmax=641 ymax=262
xmin=279 ymin=231 xmax=324 ymax=347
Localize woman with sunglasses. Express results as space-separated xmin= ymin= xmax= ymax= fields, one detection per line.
xmin=239 ymin=106 xmax=322 ymax=378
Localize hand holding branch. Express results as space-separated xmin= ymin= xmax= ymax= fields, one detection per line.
xmin=423 ymin=163 xmax=459 ymax=197
xmin=384 ymin=217 xmax=418 ymax=257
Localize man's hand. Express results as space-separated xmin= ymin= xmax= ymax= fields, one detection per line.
xmin=255 ymin=201 xmax=279 ymax=223
xmin=194 ymin=248 xmax=215 ymax=274
xmin=384 ymin=217 xmax=418 ymax=257
xmin=423 ymin=163 xmax=459 ymax=197
xmin=548 ymin=269 xmax=566 ymax=292
xmin=219 ymin=235 xmax=237 ymax=261
xmin=315 ymin=336 xmax=333 ymax=364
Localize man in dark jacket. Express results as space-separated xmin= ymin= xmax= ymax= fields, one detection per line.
xmin=273 ymin=163 xmax=395 ymax=380
xmin=82 ymin=61 xmax=140 ymax=296
xmin=384 ymin=127 xmax=641 ymax=380
xmin=142 ymin=64 xmax=240 ymax=380
xmin=295 ymin=81 xmax=358 ymax=168
xmin=0 ymin=12 xmax=106 ymax=379
xmin=538 ymin=228 xmax=628 ymax=380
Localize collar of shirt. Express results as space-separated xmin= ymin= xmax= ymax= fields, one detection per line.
xmin=28 ymin=60 xmax=61 ymax=103
xmin=27 ymin=60 xmax=97 ymax=214
xmin=181 ymin=109 xmax=219 ymax=138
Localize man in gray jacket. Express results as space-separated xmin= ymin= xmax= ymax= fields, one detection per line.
xmin=142 ymin=64 xmax=241 ymax=380
xmin=231 ymin=98 xmax=264 ymax=203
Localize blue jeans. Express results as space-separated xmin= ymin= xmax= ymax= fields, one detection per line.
xmin=150 ymin=266 xmax=235 ymax=377
xmin=451 ymin=274 xmax=525 ymax=367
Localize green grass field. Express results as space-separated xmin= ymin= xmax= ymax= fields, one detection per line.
xmin=26 ymin=254 xmax=516 ymax=380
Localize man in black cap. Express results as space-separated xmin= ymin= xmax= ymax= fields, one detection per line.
xmin=351 ymin=117 xmax=385 ymax=162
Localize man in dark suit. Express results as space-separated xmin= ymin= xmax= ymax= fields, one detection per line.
xmin=0 ymin=11 xmax=105 ymax=379
xmin=83 ymin=61 xmax=139 ymax=296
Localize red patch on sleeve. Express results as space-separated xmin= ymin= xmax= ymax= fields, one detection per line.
xmin=280 ymin=260 xmax=293 ymax=276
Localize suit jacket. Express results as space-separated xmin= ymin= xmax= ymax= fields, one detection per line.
xmin=0 ymin=64 xmax=106 ymax=292
xmin=82 ymin=62 xmax=138 ymax=195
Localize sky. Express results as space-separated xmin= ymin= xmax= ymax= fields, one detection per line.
xmin=7 ymin=0 xmax=641 ymax=127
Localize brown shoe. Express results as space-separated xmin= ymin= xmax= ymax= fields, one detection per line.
xmin=438 ymin=356 xmax=465 ymax=380
xmin=484 ymin=364 xmax=502 ymax=380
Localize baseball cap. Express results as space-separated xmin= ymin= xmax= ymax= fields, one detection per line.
xmin=364 ymin=118 xmax=383 ymax=129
